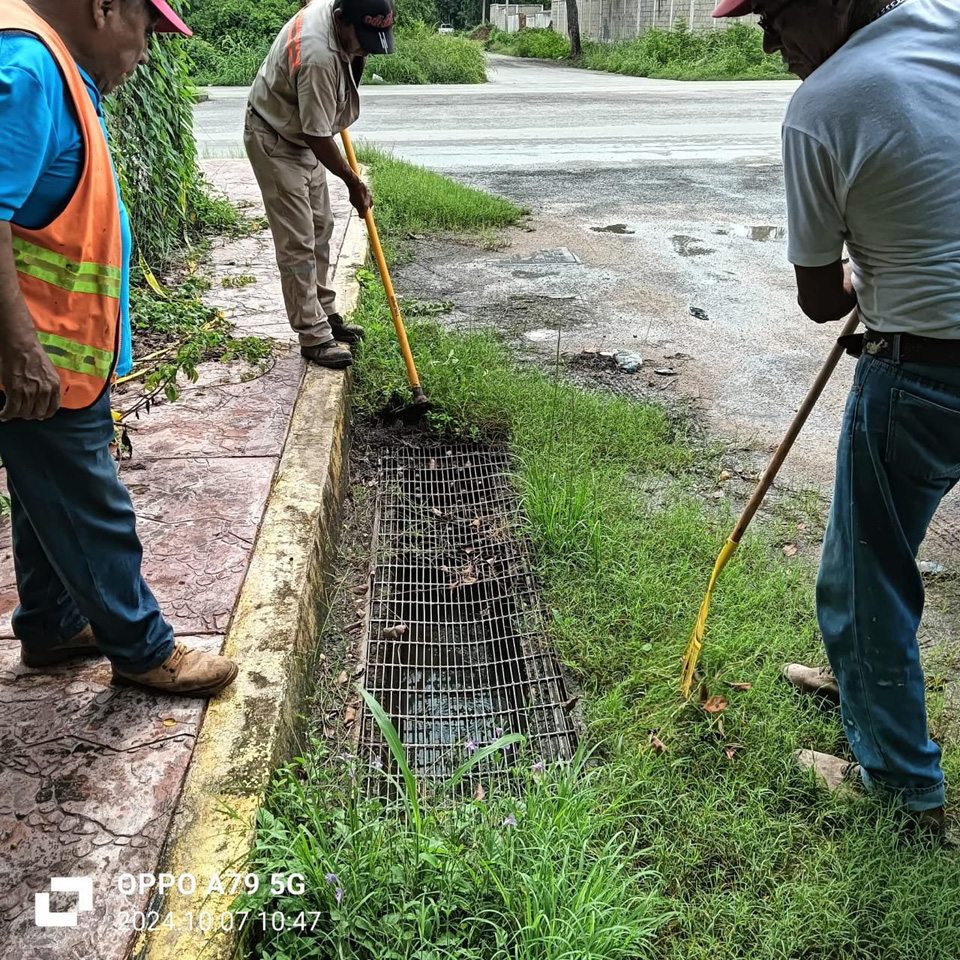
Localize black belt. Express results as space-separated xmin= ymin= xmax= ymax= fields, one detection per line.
xmin=839 ymin=329 xmax=960 ymax=366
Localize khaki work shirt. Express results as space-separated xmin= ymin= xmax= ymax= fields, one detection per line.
xmin=247 ymin=0 xmax=362 ymax=146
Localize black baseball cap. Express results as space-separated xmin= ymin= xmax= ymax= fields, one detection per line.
xmin=341 ymin=0 xmax=395 ymax=54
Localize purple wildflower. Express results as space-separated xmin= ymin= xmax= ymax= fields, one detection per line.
xmin=324 ymin=873 xmax=338 ymax=885
xmin=494 ymin=727 xmax=504 ymax=738
xmin=339 ymin=752 xmax=354 ymax=763
xmin=335 ymin=887 xmax=344 ymax=905
xmin=502 ymin=813 xmax=518 ymax=828
xmin=530 ymin=761 xmax=544 ymax=774
xmin=466 ymin=739 xmax=478 ymax=755
xmin=371 ymin=757 xmax=384 ymax=770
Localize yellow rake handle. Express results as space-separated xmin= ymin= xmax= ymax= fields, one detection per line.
xmin=680 ymin=309 xmax=862 ymax=698
xmin=340 ymin=128 xmax=423 ymax=395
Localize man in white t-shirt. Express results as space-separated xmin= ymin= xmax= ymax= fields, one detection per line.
xmin=714 ymin=0 xmax=960 ymax=836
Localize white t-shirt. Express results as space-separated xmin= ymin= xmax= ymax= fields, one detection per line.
xmin=783 ymin=0 xmax=960 ymax=338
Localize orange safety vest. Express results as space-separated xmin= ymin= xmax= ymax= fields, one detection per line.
xmin=0 ymin=0 xmax=122 ymax=409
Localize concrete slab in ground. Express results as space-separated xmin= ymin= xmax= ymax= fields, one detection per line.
xmin=0 ymin=160 xmax=357 ymax=960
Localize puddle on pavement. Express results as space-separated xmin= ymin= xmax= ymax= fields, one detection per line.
xmin=591 ymin=223 xmax=636 ymax=235
xmin=671 ymin=235 xmax=715 ymax=257
xmin=730 ymin=225 xmax=787 ymax=241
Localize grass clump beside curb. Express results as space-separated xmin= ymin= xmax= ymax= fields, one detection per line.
xmin=355 ymin=145 xmax=526 ymax=259
xmin=246 ymin=155 xmax=960 ymax=960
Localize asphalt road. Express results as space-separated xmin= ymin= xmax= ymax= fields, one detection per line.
xmin=192 ymin=57 xmax=916 ymax=501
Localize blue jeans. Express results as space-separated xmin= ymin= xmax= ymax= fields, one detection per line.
xmin=0 ymin=392 xmax=173 ymax=673
xmin=817 ymin=349 xmax=960 ymax=813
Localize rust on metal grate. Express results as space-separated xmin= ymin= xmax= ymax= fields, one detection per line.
xmin=358 ymin=446 xmax=577 ymax=794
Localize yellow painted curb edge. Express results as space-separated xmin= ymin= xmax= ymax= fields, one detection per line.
xmin=133 ymin=210 xmax=369 ymax=960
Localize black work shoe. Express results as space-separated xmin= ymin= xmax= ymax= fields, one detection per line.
xmin=301 ymin=339 xmax=353 ymax=369
xmin=20 ymin=624 xmax=101 ymax=668
xmin=328 ymin=313 xmax=365 ymax=344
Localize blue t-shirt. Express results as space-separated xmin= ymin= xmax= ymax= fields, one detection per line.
xmin=0 ymin=32 xmax=133 ymax=376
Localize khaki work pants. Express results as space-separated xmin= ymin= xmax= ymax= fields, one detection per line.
xmin=244 ymin=107 xmax=338 ymax=347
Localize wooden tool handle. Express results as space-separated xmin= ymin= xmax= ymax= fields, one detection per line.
xmin=731 ymin=310 xmax=861 ymax=544
xmin=339 ymin=129 xmax=422 ymax=392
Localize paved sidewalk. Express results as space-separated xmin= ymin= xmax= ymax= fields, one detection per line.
xmin=0 ymin=161 xmax=355 ymax=960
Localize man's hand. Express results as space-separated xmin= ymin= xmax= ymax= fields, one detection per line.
xmin=303 ymin=134 xmax=373 ymax=217
xmin=0 ymin=325 xmax=60 ymax=421
xmin=0 ymin=221 xmax=61 ymax=421
xmin=348 ymin=178 xmax=373 ymax=217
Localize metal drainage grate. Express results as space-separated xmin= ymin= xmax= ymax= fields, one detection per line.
xmin=358 ymin=446 xmax=577 ymax=795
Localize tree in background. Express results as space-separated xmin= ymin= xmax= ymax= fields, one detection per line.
xmin=566 ymin=0 xmax=581 ymax=57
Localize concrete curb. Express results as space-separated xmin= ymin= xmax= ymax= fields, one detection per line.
xmin=135 ymin=212 xmax=368 ymax=960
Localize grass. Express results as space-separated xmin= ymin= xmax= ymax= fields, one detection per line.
xmin=355 ymin=144 xmax=526 ymax=260
xmin=189 ymin=22 xmax=486 ymax=87
xmin=491 ymin=23 xmax=790 ymax=80
xmin=244 ymin=155 xmax=960 ymax=959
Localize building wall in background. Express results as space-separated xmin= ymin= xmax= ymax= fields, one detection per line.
xmin=549 ymin=0 xmax=749 ymax=40
xmin=490 ymin=4 xmax=553 ymax=32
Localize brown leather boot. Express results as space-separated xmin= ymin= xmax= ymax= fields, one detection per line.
xmin=20 ymin=624 xmax=101 ymax=668
xmin=301 ymin=339 xmax=353 ymax=369
xmin=112 ymin=640 xmax=238 ymax=698
xmin=783 ymin=663 xmax=840 ymax=704
xmin=909 ymin=806 xmax=948 ymax=839
xmin=794 ymin=749 xmax=861 ymax=794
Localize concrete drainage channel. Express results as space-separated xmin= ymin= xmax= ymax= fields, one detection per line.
xmin=357 ymin=446 xmax=578 ymax=795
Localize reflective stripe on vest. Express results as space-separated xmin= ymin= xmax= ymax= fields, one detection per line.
xmin=37 ymin=331 xmax=115 ymax=380
xmin=12 ymin=234 xmax=122 ymax=299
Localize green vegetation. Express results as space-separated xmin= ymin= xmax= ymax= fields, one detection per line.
xmin=105 ymin=0 xmax=225 ymax=273
xmin=246 ymin=154 xmax=959 ymax=959
xmin=581 ymin=22 xmax=789 ymax=79
xmin=186 ymin=0 xmax=486 ymax=86
xmin=364 ymin=24 xmax=487 ymax=84
xmin=491 ymin=22 xmax=790 ymax=80
xmin=487 ymin=26 xmax=571 ymax=60
xmin=355 ymin=145 xmax=525 ymax=259
xmin=120 ymin=279 xmax=272 ymax=413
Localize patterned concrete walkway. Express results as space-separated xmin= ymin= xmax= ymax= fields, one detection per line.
xmin=0 ymin=161 xmax=354 ymax=960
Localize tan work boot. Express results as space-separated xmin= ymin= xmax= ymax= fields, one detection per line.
xmin=783 ymin=663 xmax=840 ymax=704
xmin=112 ymin=640 xmax=238 ymax=698
xmin=301 ymin=339 xmax=353 ymax=369
xmin=794 ymin=749 xmax=861 ymax=794
xmin=20 ymin=624 xmax=101 ymax=668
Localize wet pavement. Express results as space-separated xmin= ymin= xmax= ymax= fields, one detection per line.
xmin=0 ymin=162 xmax=354 ymax=959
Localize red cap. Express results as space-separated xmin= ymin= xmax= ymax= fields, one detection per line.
xmin=712 ymin=0 xmax=753 ymax=17
xmin=149 ymin=0 xmax=193 ymax=36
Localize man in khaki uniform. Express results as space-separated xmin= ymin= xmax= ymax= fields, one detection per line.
xmin=244 ymin=0 xmax=394 ymax=369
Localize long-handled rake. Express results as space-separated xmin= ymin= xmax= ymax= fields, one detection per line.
xmin=340 ymin=128 xmax=430 ymax=422
xmin=680 ymin=310 xmax=861 ymax=698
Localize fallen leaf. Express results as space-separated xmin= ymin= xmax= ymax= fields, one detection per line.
xmin=724 ymin=744 xmax=744 ymax=760
xmin=782 ymin=543 xmax=798 ymax=558
xmin=563 ymin=696 xmax=582 ymax=712
xmin=474 ymin=783 xmax=486 ymax=801
xmin=724 ymin=682 xmax=752 ymax=692
xmin=344 ymin=706 xmax=357 ymax=726
xmin=337 ymin=670 xmax=348 ymax=685
xmin=719 ymin=470 xmax=732 ymax=481
xmin=797 ymin=522 xmax=807 ymax=532
xmin=649 ymin=733 xmax=668 ymax=755
xmin=432 ymin=507 xmax=443 ymax=517
xmin=323 ymin=725 xmax=336 ymax=739
xmin=351 ymin=584 xmax=368 ymax=596
xmin=717 ymin=716 xmax=725 ymax=737
xmin=382 ymin=623 xmax=408 ymax=640
xmin=162 ymin=718 xmax=177 ymax=728
xmin=699 ymin=683 xmax=709 ymax=705
xmin=428 ymin=458 xmax=437 ymax=469
xmin=472 ymin=517 xmax=482 ymax=528
xmin=702 ymin=695 xmax=728 ymax=714
xmin=654 ymin=368 xmax=677 ymax=376
xmin=345 ymin=619 xmax=364 ymax=633
xmin=712 ymin=490 xmax=725 ymax=499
